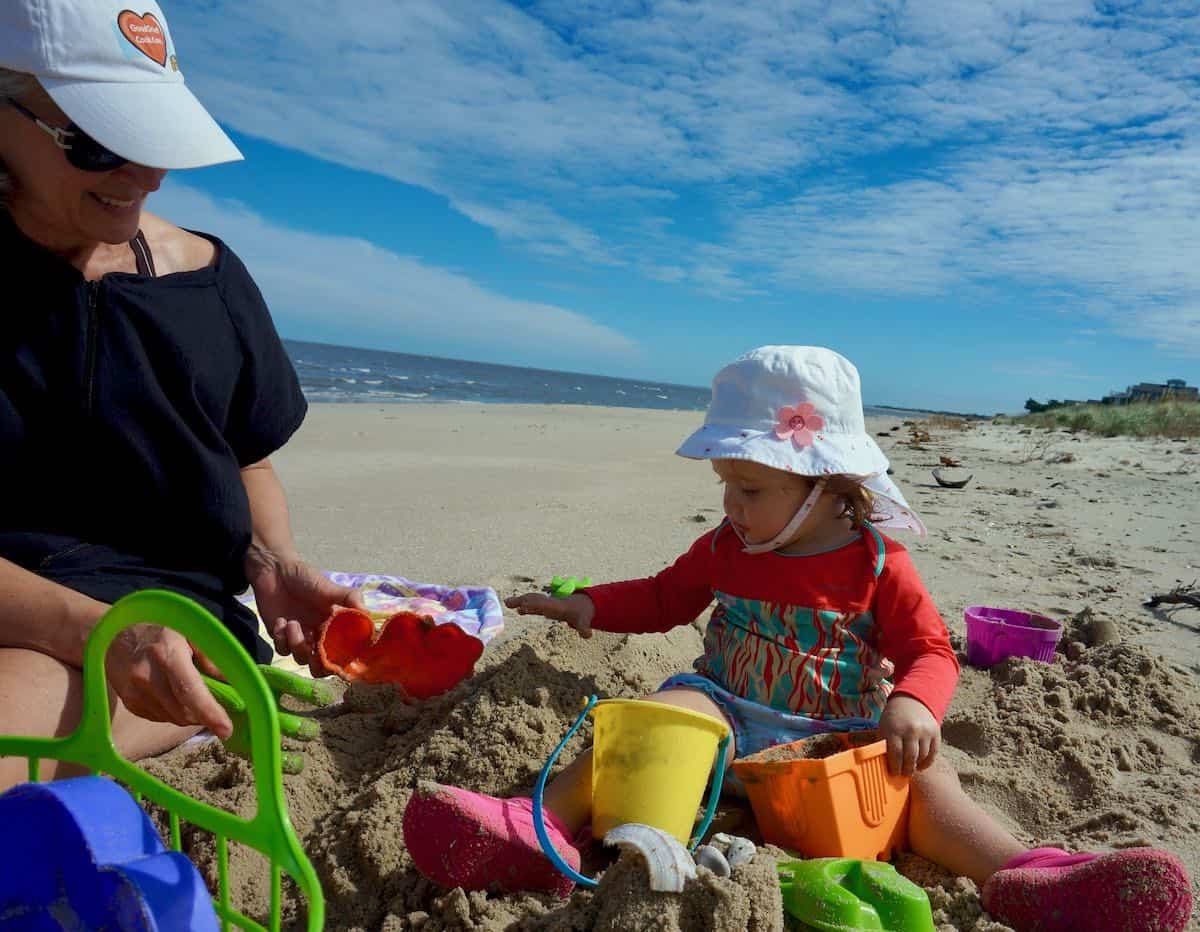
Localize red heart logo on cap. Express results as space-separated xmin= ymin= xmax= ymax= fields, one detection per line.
xmin=318 ymin=607 xmax=484 ymax=700
xmin=118 ymin=11 xmax=168 ymax=67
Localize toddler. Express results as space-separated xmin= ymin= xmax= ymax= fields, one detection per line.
xmin=404 ymin=346 xmax=1191 ymax=931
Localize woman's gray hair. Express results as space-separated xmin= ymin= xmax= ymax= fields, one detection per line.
xmin=0 ymin=67 xmax=42 ymax=203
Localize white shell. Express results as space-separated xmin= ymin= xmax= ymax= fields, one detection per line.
xmin=603 ymin=823 xmax=697 ymax=893
xmin=711 ymin=833 xmax=757 ymax=867
xmin=693 ymin=844 xmax=731 ymax=877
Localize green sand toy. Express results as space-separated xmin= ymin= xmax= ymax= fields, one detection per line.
xmin=548 ymin=575 xmax=591 ymax=597
xmin=0 ymin=589 xmax=325 ymax=931
xmin=203 ymin=664 xmax=335 ymax=775
xmin=778 ymin=858 xmax=935 ymax=932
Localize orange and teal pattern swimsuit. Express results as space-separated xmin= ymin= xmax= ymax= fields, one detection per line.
xmin=584 ymin=520 xmax=958 ymax=727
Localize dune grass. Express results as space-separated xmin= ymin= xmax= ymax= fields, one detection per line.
xmin=1017 ymin=400 xmax=1200 ymax=438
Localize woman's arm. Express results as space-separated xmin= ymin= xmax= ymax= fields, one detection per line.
xmin=0 ymin=557 xmax=107 ymax=666
xmin=240 ymin=457 xmax=301 ymax=571
xmin=240 ymin=458 xmax=362 ymax=672
xmin=0 ymin=557 xmax=232 ymax=736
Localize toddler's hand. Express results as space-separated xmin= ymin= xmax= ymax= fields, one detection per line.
xmin=878 ymin=695 xmax=940 ymax=776
xmin=504 ymin=592 xmax=595 ymax=638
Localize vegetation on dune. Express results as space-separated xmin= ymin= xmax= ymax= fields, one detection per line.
xmin=1010 ymin=400 xmax=1200 ymax=438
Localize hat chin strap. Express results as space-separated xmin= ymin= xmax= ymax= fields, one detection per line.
xmin=734 ymin=478 xmax=827 ymax=555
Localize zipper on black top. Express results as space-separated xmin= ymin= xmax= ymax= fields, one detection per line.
xmin=84 ymin=280 xmax=100 ymax=417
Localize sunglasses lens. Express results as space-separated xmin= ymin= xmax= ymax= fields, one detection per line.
xmin=66 ymin=124 xmax=128 ymax=172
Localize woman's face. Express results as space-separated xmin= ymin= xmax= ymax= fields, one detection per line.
xmin=0 ymin=90 xmax=168 ymax=248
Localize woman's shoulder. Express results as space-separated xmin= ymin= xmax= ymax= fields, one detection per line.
xmin=138 ymin=211 xmax=218 ymax=275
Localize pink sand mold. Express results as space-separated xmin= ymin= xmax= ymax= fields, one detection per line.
xmin=964 ymin=606 xmax=1063 ymax=668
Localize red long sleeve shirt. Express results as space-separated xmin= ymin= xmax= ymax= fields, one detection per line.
xmin=584 ymin=522 xmax=959 ymax=722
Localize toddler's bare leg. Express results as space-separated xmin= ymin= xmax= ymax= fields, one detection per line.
xmin=908 ymin=755 xmax=1025 ymax=884
xmin=914 ymin=757 xmax=1193 ymax=929
xmin=542 ymin=687 xmax=735 ymax=835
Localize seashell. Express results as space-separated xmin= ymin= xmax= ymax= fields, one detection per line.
xmin=724 ymin=837 xmax=756 ymax=867
xmin=693 ymin=844 xmax=731 ymax=877
xmin=603 ymin=823 xmax=697 ymax=893
xmin=711 ymin=833 xmax=756 ymax=868
xmin=932 ymin=468 xmax=972 ymax=489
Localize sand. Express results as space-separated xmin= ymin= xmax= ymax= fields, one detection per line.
xmin=141 ymin=404 xmax=1200 ymax=930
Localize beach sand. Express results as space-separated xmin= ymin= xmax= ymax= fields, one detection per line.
xmin=144 ymin=403 xmax=1200 ymax=930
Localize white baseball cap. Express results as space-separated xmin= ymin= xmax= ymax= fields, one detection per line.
xmin=0 ymin=0 xmax=242 ymax=169
xmin=677 ymin=346 xmax=927 ymax=535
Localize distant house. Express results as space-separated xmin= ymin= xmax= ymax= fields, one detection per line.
xmin=1103 ymin=379 xmax=1199 ymax=405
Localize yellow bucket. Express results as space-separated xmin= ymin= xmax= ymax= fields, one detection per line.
xmin=589 ymin=698 xmax=730 ymax=844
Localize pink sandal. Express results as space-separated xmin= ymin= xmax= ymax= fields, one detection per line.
xmin=402 ymin=783 xmax=580 ymax=897
xmin=982 ymin=846 xmax=1192 ymax=931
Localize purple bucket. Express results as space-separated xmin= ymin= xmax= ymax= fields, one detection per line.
xmin=964 ymin=606 xmax=1063 ymax=668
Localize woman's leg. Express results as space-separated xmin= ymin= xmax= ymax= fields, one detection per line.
xmin=907 ymin=755 xmax=1025 ymax=884
xmin=0 ymin=647 xmax=198 ymax=791
xmin=542 ymin=686 xmax=736 ymax=835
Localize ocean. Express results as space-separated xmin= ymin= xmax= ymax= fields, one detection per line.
xmin=286 ymin=339 xmax=917 ymax=417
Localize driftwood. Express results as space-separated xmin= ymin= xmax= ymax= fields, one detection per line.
xmin=932 ymin=468 xmax=973 ymax=489
xmin=1145 ymin=582 xmax=1200 ymax=610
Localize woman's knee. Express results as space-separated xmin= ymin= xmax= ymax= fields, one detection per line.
xmin=0 ymin=649 xmax=89 ymax=789
xmin=0 ymin=647 xmax=85 ymax=737
xmin=0 ymin=647 xmax=196 ymax=788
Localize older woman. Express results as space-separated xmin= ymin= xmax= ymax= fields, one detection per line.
xmin=0 ymin=0 xmax=361 ymax=789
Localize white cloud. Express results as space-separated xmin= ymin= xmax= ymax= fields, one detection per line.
xmin=164 ymin=1 xmax=1200 ymax=352
xmin=449 ymin=197 xmax=624 ymax=265
xmin=148 ymin=182 xmax=642 ymax=368
xmin=716 ymin=144 xmax=1200 ymax=353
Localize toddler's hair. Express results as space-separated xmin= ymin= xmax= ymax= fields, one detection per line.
xmin=822 ymin=475 xmax=879 ymax=530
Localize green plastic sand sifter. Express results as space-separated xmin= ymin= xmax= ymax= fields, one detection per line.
xmin=0 ymin=589 xmax=325 ymax=932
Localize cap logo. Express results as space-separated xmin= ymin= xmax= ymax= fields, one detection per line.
xmin=118 ymin=11 xmax=168 ymax=67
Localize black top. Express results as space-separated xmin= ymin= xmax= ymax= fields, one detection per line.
xmin=0 ymin=211 xmax=307 ymax=660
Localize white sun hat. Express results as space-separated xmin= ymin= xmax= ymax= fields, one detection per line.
xmin=0 ymin=0 xmax=242 ymax=169
xmin=677 ymin=346 xmax=926 ymax=536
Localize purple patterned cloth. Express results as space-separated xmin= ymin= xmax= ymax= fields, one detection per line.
xmin=238 ymin=571 xmax=504 ymax=645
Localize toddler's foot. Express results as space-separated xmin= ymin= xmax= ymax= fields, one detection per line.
xmin=982 ymin=846 xmax=1192 ymax=931
xmin=402 ymin=783 xmax=581 ymax=897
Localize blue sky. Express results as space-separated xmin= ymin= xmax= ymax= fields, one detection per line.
xmin=152 ymin=0 xmax=1198 ymax=414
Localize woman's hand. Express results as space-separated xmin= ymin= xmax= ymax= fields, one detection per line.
xmin=504 ymin=592 xmax=595 ymax=638
xmin=246 ymin=546 xmax=364 ymax=675
xmin=878 ymin=694 xmax=940 ymax=776
xmin=106 ymin=624 xmax=234 ymax=739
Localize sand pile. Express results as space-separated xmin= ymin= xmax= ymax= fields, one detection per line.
xmin=942 ymin=613 xmax=1200 ymax=858
xmin=905 ymin=609 xmax=1200 ymax=930
xmin=146 ymin=620 xmax=788 ymax=931
xmin=143 ymin=599 xmax=1200 ymax=930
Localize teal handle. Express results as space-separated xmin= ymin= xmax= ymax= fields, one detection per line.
xmin=691 ymin=733 xmax=729 ymax=849
xmin=533 ymin=696 xmax=598 ymax=887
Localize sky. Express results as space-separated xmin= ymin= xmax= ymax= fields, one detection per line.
xmin=152 ymin=0 xmax=1199 ymax=414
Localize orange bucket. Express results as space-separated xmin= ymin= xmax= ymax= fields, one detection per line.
xmin=731 ymin=731 xmax=910 ymax=860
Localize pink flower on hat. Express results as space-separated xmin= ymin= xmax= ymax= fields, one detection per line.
xmin=775 ymin=402 xmax=824 ymax=448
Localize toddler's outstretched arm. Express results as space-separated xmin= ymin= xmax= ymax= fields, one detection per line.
xmin=505 ymin=592 xmax=595 ymax=638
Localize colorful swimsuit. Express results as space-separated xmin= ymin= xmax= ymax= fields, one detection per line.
xmin=584 ymin=521 xmax=959 ymax=759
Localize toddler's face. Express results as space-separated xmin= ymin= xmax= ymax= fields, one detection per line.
xmin=712 ymin=459 xmax=821 ymax=548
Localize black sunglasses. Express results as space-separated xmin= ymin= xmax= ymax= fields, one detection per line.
xmin=5 ymin=98 xmax=128 ymax=172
